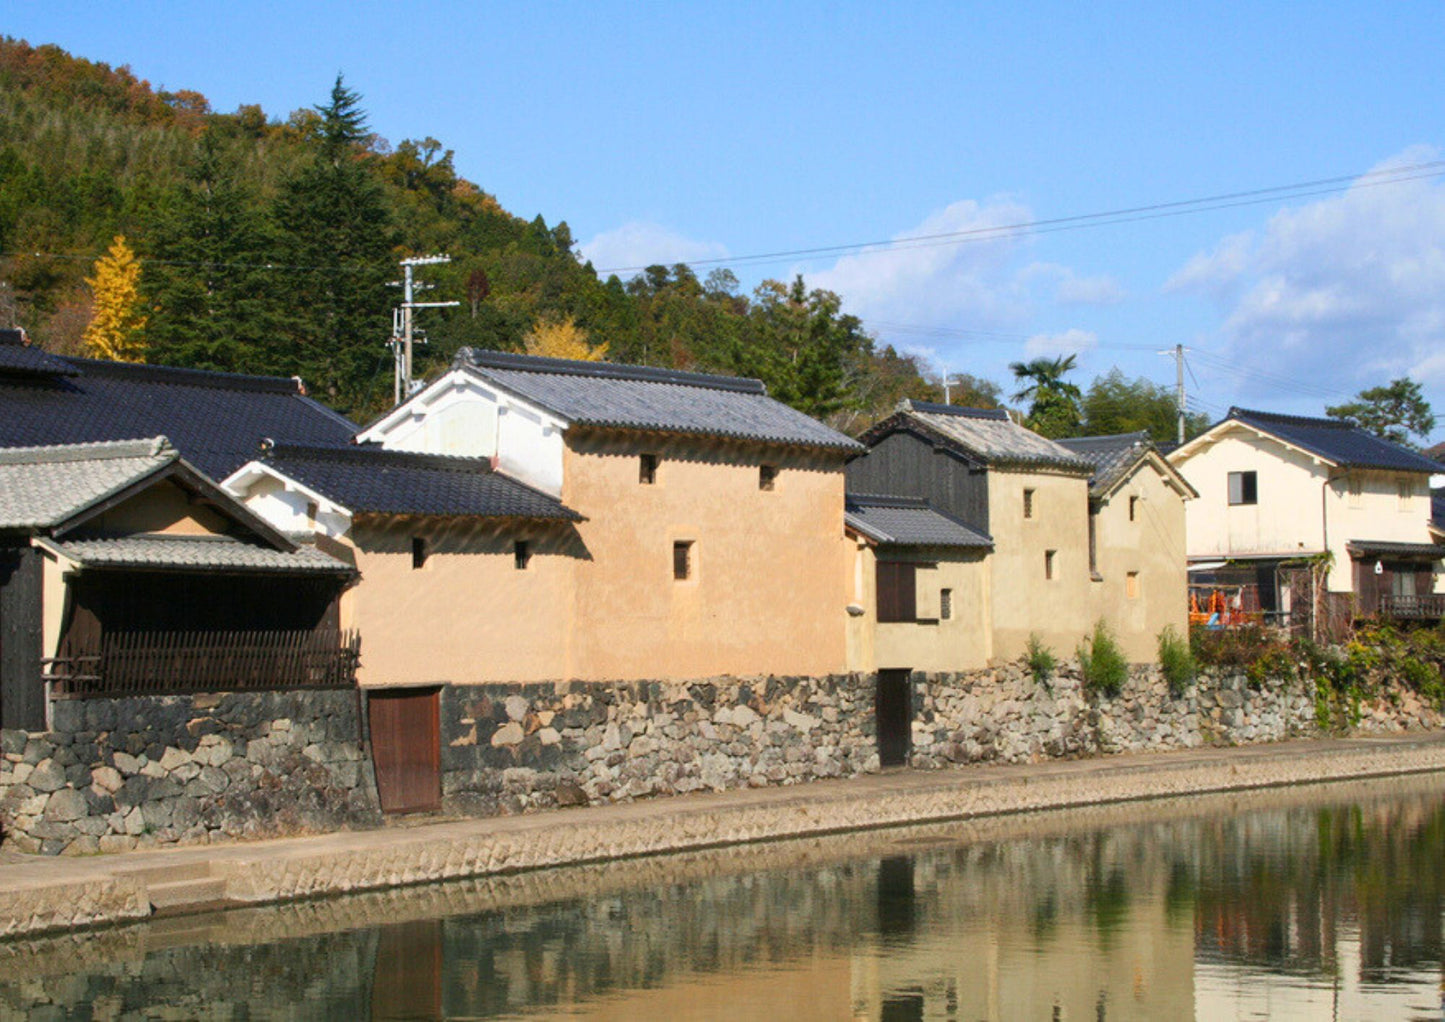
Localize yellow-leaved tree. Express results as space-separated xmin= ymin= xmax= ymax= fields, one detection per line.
xmin=522 ymin=314 xmax=607 ymax=362
xmin=82 ymin=235 xmax=147 ymax=362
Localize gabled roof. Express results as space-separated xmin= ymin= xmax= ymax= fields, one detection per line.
xmin=0 ymin=356 xmax=357 ymax=479
xmin=238 ymin=444 xmax=581 ymax=521
xmin=845 ymin=493 xmax=993 ymax=549
xmin=859 ymin=400 xmax=1092 ymax=473
xmin=445 ymin=348 xmax=862 ymax=452
xmin=36 ymin=535 xmax=352 ymax=575
xmin=1173 ymin=407 xmax=1444 ymax=474
xmin=1056 ymin=431 xmax=1198 ymax=500
xmin=0 ymin=330 xmax=78 ymax=378
xmin=0 ymin=437 xmax=178 ymax=530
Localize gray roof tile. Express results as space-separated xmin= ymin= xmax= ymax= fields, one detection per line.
xmin=862 ymin=401 xmax=1092 ymax=472
xmin=845 ymin=494 xmax=993 ymax=548
xmin=259 ymin=444 xmax=580 ymax=520
xmin=40 ymin=535 xmax=352 ymax=574
xmin=0 ymin=437 xmax=176 ymax=530
xmin=1228 ymin=408 xmax=1444 ymax=474
xmin=456 ymin=348 xmax=863 ymax=452
xmin=1056 ymin=432 xmax=1152 ymax=496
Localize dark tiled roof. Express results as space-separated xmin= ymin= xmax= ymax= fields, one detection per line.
xmin=1345 ymin=539 xmax=1445 ymax=560
xmin=0 ymin=358 xmax=357 ymax=479
xmin=259 ymin=444 xmax=580 ymax=521
xmin=860 ymin=400 xmax=1092 ymax=473
xmin=0 ymin=437 xmax=176 ymax=530
xmin=845 ymin=493 xmax=993 ymax=549
xmin=454 ymin=348 xmax=862 ymax=452
xmin=1057 ymin=432 xmax=1152 ymax=496
xmin=1228 ymin=407 xmax=1443 ymax=474
xmin=0 ymin=331 xmax=78 ymax=378
xmin=38 ymin=534 xmax=352 ymax=574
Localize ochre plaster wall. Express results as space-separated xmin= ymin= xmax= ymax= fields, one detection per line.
xmin=850 ymin=544 xmax=993 ymax=673
xmin=345 ymin=515 xmax=577 ymax=687
xmin=986 ymin=468 xmax=1093 ymax=661
xmin=1088 ymin=463 xmax=1190 ymax=662
xmin=81 ymin=480 xmax=231 ymax=537
xmin=563 ymin=431 xmax=850 ymax=680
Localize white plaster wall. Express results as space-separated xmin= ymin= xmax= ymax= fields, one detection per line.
xmin=230 ymin=473 xmax=351 ymax=540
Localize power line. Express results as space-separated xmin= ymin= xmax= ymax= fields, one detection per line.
xmin=592 ymin=159 xmax=1445 ymax=275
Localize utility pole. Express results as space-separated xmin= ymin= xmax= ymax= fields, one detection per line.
xmin=389 ymin=255 xmax=460 ymax=405
xmin=1158 ymin=343 xmax=1188 ymax=445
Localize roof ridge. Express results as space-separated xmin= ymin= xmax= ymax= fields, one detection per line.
xmin=1230 ymin=406 xmax=1352 ymax=430
xmin=845 ymin=492 xmax=931 ymax=508
xmin=62 ymin=357 xmax=305 ymax=395
xmin=457 ymin=347 xmax=768 ymax=395
xmin=1058 ymin=430 xmax=1152 ymax=445
xmin=0 ymin=436 xmax=174 ymax=465
xmin=905 ymin=399 xmax=1010 ymax=421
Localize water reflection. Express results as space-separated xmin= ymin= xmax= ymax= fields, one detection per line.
xmin=0 ymin=775 xmax=1443 ymax=1020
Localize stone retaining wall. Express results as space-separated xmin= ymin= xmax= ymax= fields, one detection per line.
xmin=0 ymin=691 xmax=381 ymax=855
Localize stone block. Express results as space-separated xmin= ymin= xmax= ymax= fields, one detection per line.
xmin=491 ymin=722 xmax=524 ymax=747
xmin=28 ymin=759 xmax=66 ymax=793
xmin=140 ymin=800 xmax=172 ymax=831
xmin=98 ymin=834 xmax=138 ymax=853
xmin=60 ymin=835 xmax=100 ymax=856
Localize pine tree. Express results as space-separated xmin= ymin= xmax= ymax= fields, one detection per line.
xmin=144 ymin=131 xmax=283 ymax=372
xmin=82 ymin=235 xmax=147 ymax=362
xmin=271 ymin=75 xmax=396 ymax=411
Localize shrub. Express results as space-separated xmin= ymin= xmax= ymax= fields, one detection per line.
xmin=1157 ymin=626 xmax=1195 ymax=697
xmin=1025 ymin=632 xmax=1057 ymax=688
xmin=1079 ymin=621 xmax=1128 ymax=698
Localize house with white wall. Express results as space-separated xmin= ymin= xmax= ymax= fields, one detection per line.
xmin=1168 ymin=407 xmax=1445 ymax=622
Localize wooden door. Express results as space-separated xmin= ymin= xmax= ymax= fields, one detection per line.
xmin=369 ymin=688 xmax=441 ymax=813
xmin=876 ymin=669 xmax=912 ymax=768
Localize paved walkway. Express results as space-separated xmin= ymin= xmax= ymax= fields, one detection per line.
xmin=3 ymin=731 xmax=1445 ymax=938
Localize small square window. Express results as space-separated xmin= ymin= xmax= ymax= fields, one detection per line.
xmin=1227 ymin=471 xmax=1257 ymax=506
xmin=940 ymin=588 xmax=952 ymax=620
xmin=1126 ymin=571 xmax=1140 ymax=599
xmin=673 ymin=540 xmax=693 ymax=580
xmin=1023 ymin=488 xmax=1035 ymax=519
xmin=1044 ymin=549 xmax=1056 ymax=580
xmin=411 ymin=536 xmax=428 ymax=570
xmin=640 ymin=453 xmax=659 ymax=485
xmin=759 ymin=464 xmax=778 ymax=491
xmin=514 ymin=540 xmax=531 ymax=571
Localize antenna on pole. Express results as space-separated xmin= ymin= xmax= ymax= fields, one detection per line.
xmin=388 ymin=255 xmax=461 ymax=405
xmin=1158 ymin=343 xmax=1188 ymax=444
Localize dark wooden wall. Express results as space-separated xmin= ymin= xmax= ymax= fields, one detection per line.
xmin=845 ymin=430 xmax=990 ymax=532
xmin=0 ymin=545 xmax=45 ymax=730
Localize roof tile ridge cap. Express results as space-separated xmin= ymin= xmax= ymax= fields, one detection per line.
xmin=269 ymin=443 xmax=496 ymax=473
xmin=465 ymin=347 xmax=766 ymax=393
xmin=1232 ymin=406 xmax=1351 ymax=429
xmin=0 ymin=435 xmax=175 ymax=465
xmin=65 ymin=356 xmax=301 ymax=393
xmin=846 ymin=492 xmax=931 ymax=507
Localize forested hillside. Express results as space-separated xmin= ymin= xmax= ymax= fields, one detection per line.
xmin=0 ymin=37 xmax=939 ymax=423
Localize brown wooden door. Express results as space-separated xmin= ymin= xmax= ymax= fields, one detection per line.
xmin=876 ymin=669 xmax=912 ymax=768
xmin=369 ymin=688 xmax=441 ymax=813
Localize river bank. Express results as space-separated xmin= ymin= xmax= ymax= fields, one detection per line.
xmin=1 ymin=731 xmax=1444 ymax=939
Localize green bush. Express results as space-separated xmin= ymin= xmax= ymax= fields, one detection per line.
xmin=1025 ymin=632 xmax=1057 ymax=688
xmin=1157 ymin=626 xmax=1196 ymax=697
xmin=1079 ymin=621 xmax=1128 ymax=698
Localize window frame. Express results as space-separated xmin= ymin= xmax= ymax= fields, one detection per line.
xmin=1227 ymin=471 xmax=1258 ymax=506
xmin=514 ymin=540 xmax=531 ymax=571
xmin=1023 ymin=488 xmax=1035 ymax=519
xmin=1044 ymin=549 xmax=1056 ymax=581
xmin=876 ymin=561 xmax=918 ymax=623
xmin=672 ymin=539 xmax=694 ymax=581
xmin=411 ymin=536 xmax=428 ymax=570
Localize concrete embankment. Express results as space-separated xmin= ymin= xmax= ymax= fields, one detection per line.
xmin=1 ymin=732 xmax=1444 ymax=939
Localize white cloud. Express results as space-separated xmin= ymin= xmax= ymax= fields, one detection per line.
xmin=1019 ymin=262 xmax=1126 ymax=305
xmin=807 ymin=197 xmax=1036 ymax=327
xmin=1166 ymin=146 xmax=1445 ymax=399
xmin=1024 ymin=328 xmax=1098 ymax=358
xmin=579 ymin=221 xmax=728 ymax=274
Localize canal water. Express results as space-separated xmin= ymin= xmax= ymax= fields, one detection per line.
xmin=1 ymin=774 xmax=1443 ymax=1020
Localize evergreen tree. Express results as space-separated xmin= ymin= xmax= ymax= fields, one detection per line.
xmin=742 ymin=276 xmax=871 ymax=421
xmin=1082 ymin=368 xmax=1208 ymax=442
xmin=82 ymin=235 xmax=146 ymax=362
xmin=143 ymin=131 xmax=283 ymax=372
xmin=271 ymin=75 xmax=396 ymax=410
xmin=1326 ymin=378 xmax=1436 ymax=448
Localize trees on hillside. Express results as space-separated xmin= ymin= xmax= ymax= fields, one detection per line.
xmin=1082 ymin=368 xmax=1208 ymax=443
xmin=1326 ymin=378 xmax=1435 ymax=448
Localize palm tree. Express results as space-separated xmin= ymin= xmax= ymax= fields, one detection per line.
xmin=1008 ymin=354 xmax=1082 ymax=438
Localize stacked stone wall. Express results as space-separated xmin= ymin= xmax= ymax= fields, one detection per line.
xmin=0 ymin=690 xmax=380 ymax=855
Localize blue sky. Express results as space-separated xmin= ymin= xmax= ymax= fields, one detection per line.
xmin=11 ymin=2 xmax=1445 ymax=438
